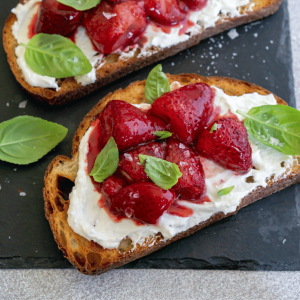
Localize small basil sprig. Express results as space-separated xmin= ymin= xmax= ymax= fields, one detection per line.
xmin=145 ymin=64 xmax=170 ymax=104
xmin=217 ymin=186 xmax=234 ymax=197
xmin=0 ymin=116 xmax=68 ymax=165
xmin=154 ymin=131 xmax=172 ymax=140
xmin=210 ymin=123 xmax=217 ymax=133
xmin=90 ymin=137 xmax=119 ymax=183
xmin=20 ymin=34 xmax=92 ymax=78
xmin=57 ymin=0 xmax=101 ymax=10
xmin=139 ymin=155 xmax=182 ymax=190
xmin=237 ymin=105 xmax=300 ymax=155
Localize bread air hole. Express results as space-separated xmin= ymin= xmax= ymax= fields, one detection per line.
xmin=57 ymin=176 xmax=74 ymax=201
xmin=246 ymin=176 xmax=255 ymax=183
xmin=281 ymin=161 xmax=285 ymax=167
xmin=87 ymin=252 xmax=103 ymax=268
xmin=74 ymin=252 xmax=86 ymax=267
xmin=54 ymin=196 xmax=64 ymax=212
xmin=118 ymin=237 xmax=134 ymax=253
xmin=106 ymin=53 xmax=120 ymax=64
xmin=60 ymin=230 xmax=67 ymax=247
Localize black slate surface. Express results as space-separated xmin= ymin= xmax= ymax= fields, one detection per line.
xmin=1 ymin=0 xmax=299 ymax=270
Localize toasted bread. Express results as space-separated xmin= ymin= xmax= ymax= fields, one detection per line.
xmin=43 ymin=74 xmax=300 ymax=275
xmin=3 ymin=0 xmax=283 ymax=105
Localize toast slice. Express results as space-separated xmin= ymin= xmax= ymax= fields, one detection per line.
xmin=43 ymin=74 xmax=300 ymax=275
xmin=4 ymin=0 xmax=283 ymax=105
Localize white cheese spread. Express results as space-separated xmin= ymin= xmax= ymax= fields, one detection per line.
xmin=67 ymin=87 xmax=294 ymax=250
xmin=11 ymin=0 xmax=252 ymax=89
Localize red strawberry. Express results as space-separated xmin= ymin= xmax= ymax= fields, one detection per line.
xmin=182 ymin=0 xmax=207 ymax=10
xmin=166 ymin=138 xmax=205 ymax=200
xmin=150 ymin=83 xmax=215 ymax=144
xmin=83 ymin=1 xmax=147 ymax=54
xmin=107 ymin=182 xmax=176 ymax=224
xmin=144 ymin=0 xmax=187 ymax=25
xmin=35 ymin=0 xmax=83 ymax=37
xmin=102 ymin=175 xmax=128 ymax=199
xmin=100 ymin=100 xmax=167 ymax=151
xmin=119 ymin=141 xmax=168 ymax=182
xmin=196 ymin=118 xmax=252 ymax=174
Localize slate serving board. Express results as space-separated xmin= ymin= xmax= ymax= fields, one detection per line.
xmin=1 ymin=0 xmax=299 ymax=270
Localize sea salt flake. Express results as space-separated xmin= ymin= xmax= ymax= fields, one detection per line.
xmin=19 ymin=192 xmax=26 ymax=196
xmin=227 ymin=29 xmax=239 ymax=40
xmin=19 ymin=100 xmax=27 ymax=109
xmin=102 ymin=12 xmax=117 ymax=19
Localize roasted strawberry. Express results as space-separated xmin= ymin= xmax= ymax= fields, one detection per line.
xmin=83 ymin=1 xmax=147 ymax=54
xmin=35 ymin=0 xmax=83 ymax=37
xmin=150 ymin=83 xmax=215 ymax=144
xmin=119 ymin=141 xmax=168 ymax=182
xmin=107 ymin=182 xmax=176 ymax=224
xmin=166 ymin=138 xmax=205 ymax=200
xmin=144 ymin=0 xmax=187 ymax=25
xmin=182 ymin=0 xmax=207 ymax=10
xmin=196 ymin=118 xmax=252 ymax=174
xmin=100 ymin=100 xmax=166 ymax=151
xmin=102 ymin=175 xmax=128 ymax=199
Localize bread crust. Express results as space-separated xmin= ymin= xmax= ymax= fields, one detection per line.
xmin=43 ymin=74 xmax=300 ymax=275
xmin=3 ymin=0 xmax=283 ymax=105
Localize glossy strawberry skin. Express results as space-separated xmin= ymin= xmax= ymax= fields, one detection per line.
xmin=107 ymin=182 xmax=176 ymax=224
xmin=35 ymin=0 xmax=83 ymax=37
xmin=166 ymin=138 xmax=205 ymax=200
xmin=150 ymin=83 xmax=215 ymax=144
xmin=144 ymin=0 xmax=187 ymax=25
xmin=182 ymin=0 xmax=207 ymax=10
xmin=102 ymin=175 xmax=128 ymax=199
xmin=196 ymin=118 xmax=252 ymax=174
xmin=119 ymin=141 xmax=168 ymax=182
xmin=83 ymin=1 xmax=147 ymax=54
xmin=100 ymin=100 xmax=167 ymax=152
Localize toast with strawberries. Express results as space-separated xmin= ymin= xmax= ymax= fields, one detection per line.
xmin=4 ymin=0 xmax=283 ymax=105
xmin=43 ymin=72 xmax=300 ymax=275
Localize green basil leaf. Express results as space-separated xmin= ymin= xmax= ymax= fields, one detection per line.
xmin=20 ymin=33 xmax=92 ymax=78
xmin=0 ymin=116 xmax=68 ymax=165
xmin=154 ymin=131 xmax=172 ymax=140
xmin=217 ymin=186 xmax=234 ymax=197
xmin=237 ymin=105 xmax=300 ymax=155
xmin=57 ymin=0 xmax=101 ymax=10
xmin=139 ymin=154 xmax=182 ymax=190
xmin=145 ymin=64 xmax=170 ymax=104
xmin=90 ymin=137 xmax=119 ymax=183
xmin=210 ymin=123 xmax=217 ymax=133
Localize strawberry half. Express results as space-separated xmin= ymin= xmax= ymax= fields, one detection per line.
xmin=83 ymin=1 xmax=147 ymax=54
xmin=119 ymin=141 xmax=168 ymax=182
xmin=102 ymin=175 xmax=128 ymax=199
xmin=150 ymin=83 xmax=215 ymax=144
xmin=196 ymin=118 xmax=252 ymax=174
xmin=100 ymin=100 xmax=166 ymax=151
xmin=107 ymin=182 xmax=176 ymax=224
xmin=166 ymin=138 xmax=205 ymax=200
xmin=182 ymin=0 xmax=208 ymax=10
xmin=144 ymin=0 xmax=187 ymax=25
xmin=35 ymin=0 xmax=83 ymax=37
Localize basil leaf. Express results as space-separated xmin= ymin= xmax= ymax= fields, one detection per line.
xmin=145 ymin=64 xmax=170 ymax=104
xmin=139 ymin=155 xmax=182 ymax=190
xmin=237 ymin=105 xmax=300 ymax=155
xmin=20 ymin=33 xmax=92 ymax=78
xmin=217 ymin=186 xmax=234 ymax=197
xmin=154 ymin=131 xmax=172 ymax=140
xmin=210 ymin=123 xmax=217 ymax=133
xmin=0 ymin=116 xmax=68 ymax=165
xmin=90 ymin=137 xmax=119 ymax=183
xmin=57 ymin=0 xmax=101 ymax=10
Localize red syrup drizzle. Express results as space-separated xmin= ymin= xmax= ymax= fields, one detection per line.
xmin=167 ymin=195 xmax=211 ymax=218
xmin=27 ymin=2 xmax=41 ymax=39
xmin=208 ymin=105 xmax=240 ymax=126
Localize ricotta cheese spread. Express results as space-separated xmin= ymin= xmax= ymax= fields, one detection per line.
xmin=11 ymin=0 xmax=252 ymax=89
xmin=67 ymin=86 xmax=294 ymax=250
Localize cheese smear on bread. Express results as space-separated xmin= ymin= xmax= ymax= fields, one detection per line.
xmin=11 ymin=0 xmax=251 ymax=89
xmin=67 ymin=85 xmax=294 ymax=250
